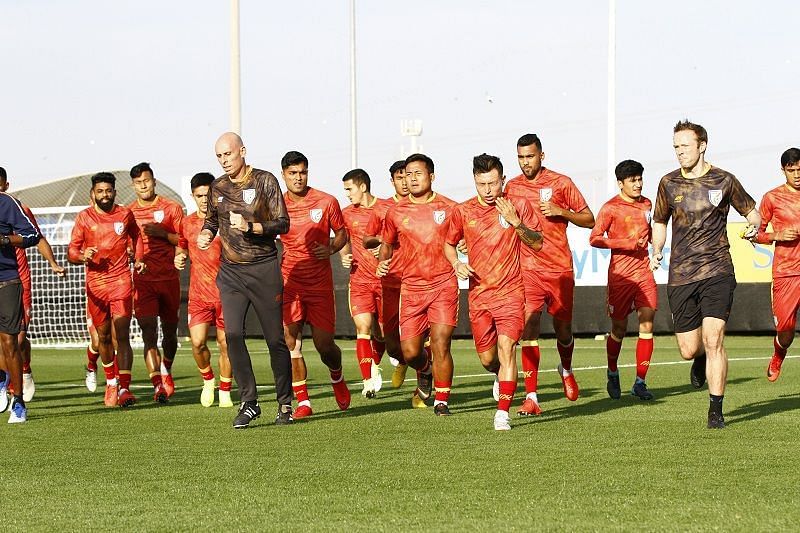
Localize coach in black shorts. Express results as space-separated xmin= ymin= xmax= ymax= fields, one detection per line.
xmin=198 ymin=132 xmax=293 ymax=429
xmin=650 ymin=120 xmax=760 ymax=429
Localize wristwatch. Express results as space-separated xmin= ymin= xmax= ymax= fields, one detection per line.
xmin=0 ymin=235 xmax=10 ymax=246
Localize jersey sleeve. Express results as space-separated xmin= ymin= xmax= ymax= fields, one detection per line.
xmin=382 ymin=208 xmax=399 ymax=246
xmin=516 ymin=197 xmax=541 ymax=232
xmin=445 ymin=205 xmax=465 ymax=245
xmin=177 ymin=217 xmax=189 ymax=249
xmin=365 ymin=210 xmax=381 ymax=237
xmin=203 ymin=182 xmax=220 ymax=237
xmin=588 ymin=204 xmax=638 ymax=251
xmin=126 ymin=210 xmax=142 ymax=261
xmin=755 ymin=192 xmax=774 ymax=244
xmin=564 ymin=178 xmax=589 ymax=213
xmin=729 ymin=175 xmax=757 ymax=217
xmin=68 ymin=212 xmax=87 ymax=263
xmin=328 ymin=199 xmax=345 ymax=232
xmin=652 ymin=176 xmax=672 ymax=224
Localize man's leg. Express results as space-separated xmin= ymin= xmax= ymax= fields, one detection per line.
xmin=553 ymin=317 xmax=579 ymax=401
xmin=189 ymin=321 xmax=215 ymax=407
xmin=519 ymin=311 xmax=542 ymax=415
xmin=137 ymin=316 xmax=166 ymax=403
xmin=631 ymin=307 xmax=655 ymax=400
xmin=606 ymin=316 xmax=627 ymax=400
xmin=215 ymin=328 xmax=233 ymax=407
xmin=284 ymin=321 xmax=310 ymax=414
xmin=768 ymin=276 xmax=799 ymax=381
xmin=113 ymin=314 xmax=136 ymax=407
xmin=310 ymin=325 xmax=350 ymax=410
xmin=352 ymin=312 xmax=377 ymax=397
xmin=494 ymin=335 xmax=518 ymax=430
xmin=159 ymin=320 xmax=179 ymax=397
xmin=429 ymin=322 xmax=455 ymax=415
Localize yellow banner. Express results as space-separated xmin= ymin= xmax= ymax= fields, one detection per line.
xmin=727 ymin=222 xmax=773 ymax=283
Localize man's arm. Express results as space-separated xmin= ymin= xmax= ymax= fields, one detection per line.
xmin=1 ymin=196 xmax=39 ymax=249
xmin=313 ymin=227 xmax=348 ymax=260
xmin=496 ymin=197 xmax=543 ymax=250
xmin=252 ymin=174 xmax=290 ymax=236
xmin=36 ymin=237 xmax=66 ymax=276
xmin=650 ymin=222 xmax=667 ymax=271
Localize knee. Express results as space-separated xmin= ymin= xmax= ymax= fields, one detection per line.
xmin=192 ymin=340 xmax=209 ymax=354
xmin=225 ymin=328 xmax=245 ymax=346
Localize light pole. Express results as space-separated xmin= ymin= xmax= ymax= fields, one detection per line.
xmin=230 ymin=0 xmax=241 ymax=135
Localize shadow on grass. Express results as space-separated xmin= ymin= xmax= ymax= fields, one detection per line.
xmin=726 ymin=393 xmax=800 ymax=424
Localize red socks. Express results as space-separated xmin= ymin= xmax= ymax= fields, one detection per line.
xmin=199 ymin=366 xmax=214 ymax=381
xmin=87 ymin=346 xmax=100 ymax=371
xmin=118 ymin=371 xmax=131 ymax=391
xmin=434 ymin=380 xmax=451 ymax=404
xmin=149 ymin=372 xmax=163 ymax=388
xmin=371 ymin=338 xmax=385 ymax=365
xmin=521 ymin=342 xmax=540 ymax=394
xmin=356 ymin=335 xmax=373 ymax=380
xmin=330 ymin=367 xmax=343 ymax=383
xmin=774 ymin=335 xmax=788 ymax=360
xmin=497 ymin=380 xmax=515 ymax=413
xmin=557 ymin=338 xmax=574 ymax=371
xmin=293 ymin=380 xmax=310 ymax=404
xmin=219 ymin=376 xmax=232 ymax=392
xmin=636 ymin=333 xmax=654 ymax=380
xmin=102 ymin=361 xmax=116 ymax=383
xmin=606 ymin=334 xmax=622 ymax=372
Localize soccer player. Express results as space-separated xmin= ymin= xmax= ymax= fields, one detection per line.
xmin=504 ymin=133 xmax=595 ymax=415
xmin=378 ymin=153 xmax=458 ymax=415
xmin=755 ymin=147 xmax=800 ymax=382
xmin=128 ymin=162 xmax=183 ymax=403
xmin=651 ymin=120 xmax=759 ymax=429
xmin=198 ymin=132 xmax=293 ymax=428
xmin=68 ymin=172 xmax=145 ymax=409
xmin=175 ymin=172 xmax=233 ymax=407
xmin=341 ymin=168 xmax=389 ymax=398
xmin=589 ymin=160 xmax=657 ymax=401
xmin=279 ymin=151 xmax=350 ymax=418
xmin=444 ymin=154 xmax=542 ymax=430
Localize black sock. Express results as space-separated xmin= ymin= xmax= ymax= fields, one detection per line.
xmin=709 ymin=394 xmax=723 ymax=413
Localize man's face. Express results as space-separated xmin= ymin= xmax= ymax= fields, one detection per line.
xmin=0 ymin=179 xmax=8 ymax=193
xmin=474 ymin=169 xmax=504 ymax=204
xmin=343 ymin=179 xmax=367 ymax=206
xmin=517 ymin=144 xmax=544 ymax=179
xmin=215 ymin=139 xmax=246 ymax=177
xmin=673 ymin=130 xmax=706 ymax=170
xmin=783 ymin=162 xmax=800 ymax=190
xmin=93 ymin=182 xmax=116 ymax=211
xmin=391 ymin=169 xmax=408 ymax=197
xmin=619 ymin=175 xmax=643 ymax=200
xmin=405 ymin=161 xmax=433 ymax=196
xmin=132 ymin=171 xmax=156 ymax=201
xmin=282 ymin=163 xmax=309 ymax=195
xmin=192 ymin=185 xmax=210 ymax=215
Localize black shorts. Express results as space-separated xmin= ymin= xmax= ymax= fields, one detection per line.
xmin=0 ymin=279 xmax=24 ymax=335
xmin=667 ymin=274 xmax=736 ymax=333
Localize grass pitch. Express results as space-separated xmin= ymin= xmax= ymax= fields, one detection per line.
xmin=3 ymin=335 xmax=800 ymax=531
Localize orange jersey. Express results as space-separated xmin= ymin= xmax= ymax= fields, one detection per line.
xmin=366 ymin=196 xmax=405 ymax=288
xmin=69 ymin=204 xmax=139 ymax=291
xmin=447 ymin=195 xmax=538 ymax=307
xmin=589 ymin=195 xmax=653 ymax=284
xmin=342 ymin=197 xmax=381 ymax=285
xmin=382 ymin=192 xmax=457 ymax=293
xmin=504 ymin=167 xmax=588 ymax=273
xmin=128 ymin=196 xmax=183 ymax=282
xmin=179 ymin=212 xmax=222 ymax=304
xmin=757 ymin=184 xmax=800 ymax=278
xmin=281 ymin=187 xmax=345 ymax=292
xmin=15 ymin=204 xmax=40 ymax=288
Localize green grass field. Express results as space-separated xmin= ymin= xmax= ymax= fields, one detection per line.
xmin=3 ymin=335 xmax=800 ymax=531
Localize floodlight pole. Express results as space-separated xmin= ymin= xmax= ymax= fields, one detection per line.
xmin=350 ymin=0 xmax=358 ymax=168
xmin=607 ymin=0 xmax=616 ymax=197
xmin=230 ymin=0 xmax=242 ymax=135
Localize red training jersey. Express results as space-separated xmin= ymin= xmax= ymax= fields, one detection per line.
xmin=128 ymin=196 xmax=183 ymax=282
xmin=69 ymin=204 xmax=139 ymax=291
xmin=446 ymin=195 xmax=538 ymax=307
xmin=365 ymin=195 xmax=405 ymax=288
xmin=589 ymin=195 xmax=653 ymax=284
xmin=342 ymin=197 xmax=381 ymax=286
xmin=382 ymin=192 xmax=457 ymax=293
xmin=756 ymin=184 xmax=800 ymax=278
xmin=178 ymin=212 xmax=222 ymax=304
xmin=281 ymin=187 xmax=345 ymax=292
xmin=504 ymin=167 xmax=588 ymax=273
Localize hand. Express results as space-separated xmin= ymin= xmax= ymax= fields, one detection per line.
xmin=649 ymin=252 xmax=663 ymax=272
xmin=495 ymin=197 xmax=521 ymax=227
xmin=368 ymin=246 xmax=380 ymax=259
xmin=84 ymin=247 xmax=99 ymax=263
xmin=134 ymin=260 xmax=147 ymax=274
xmin=376 ymin=259 xmax=391 ymax=277
xmin=143 ymin=223 xmax=168 ymax=239
xmin=539 ymin=201 xmax=564 ymax=218
xmin=174 ymin=253 xmax=187 ymax=271
xmin=739 ymin=224 xmax=759 ymax=241
xmin=312 ymin=242 xmax=331 ymax=260
xmin=197 ymin=230 xmax=213 ymax=250
xmin=772 ymin=228 xmax=800 ymax=242
xmin=452 ymin=261 xmax=476 ymax=280
xmin=341 ymin=253 xmax=353 ymax=268
xmin=50 ymin=263 xmax=67 ymax=277
xmin=456 ymin=239 xmax=468 ymax=255
xmin=229 ymin=212 xmax=248 ymax=232
xmin=636 ymin=236 xmax=649 ymax=249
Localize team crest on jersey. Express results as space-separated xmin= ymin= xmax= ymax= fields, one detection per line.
xmin=310 ymin=208 xmax=323 ymax=223
xmin=218 ymin=196 xmax=224 ymax=204
xmin=498 ymin=214 xmax=510 ymax=229
xmin=243 ymin=189 xmax=256 ymax=205
xmin=708 ymin=189 xmax=722 ymax=207
xmin=540 ymin=188 xmax=553 ymax=202
xmin=433 ymin=210 xmax=446 ymax=224
xmin=153 ymin=210 xmax=164 ymax=223
xmin=114 ymin=222 xmax=125 ymax=236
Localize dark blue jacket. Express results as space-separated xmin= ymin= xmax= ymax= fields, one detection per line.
xmin=0 ymin=192 xmax=40 ymax=282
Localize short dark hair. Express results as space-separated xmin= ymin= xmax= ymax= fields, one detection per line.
xmin=473 ymin=153 xmax=503 ymax=176
xmin=615 ymin=159 xmax=644 ymax=181
xmin=130 ymin=162 xmax=153 ymax=179
xmin=190 ymin=172 xmax=215 ymax=191
xmin=92 ymin=172 xmax=117 ymax=188
xmin=281 ymin=151 xmax=308 ymax=169
xmin=389 ymin=160 xmax=406 ymax=176
xmin=673 ymin=120 xmax=708 ymax=144
xmin=0 ymin=167 xmax=7 ymax=184
xmin=405 ymin=153 xmax=434 ymax=174
xmin=517 ymin=133 xmax=542 ymax=151
xmin=342 ymin=168 xmax=371 ymax=191
xmin=780 ymin=148 xmax=800 ymax=168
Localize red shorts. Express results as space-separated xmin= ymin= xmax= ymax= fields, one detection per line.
xmin=21 ymin=277 xmax=32 ymax=328
xmin=349 ymin=281 xmax=383 ymax=320
xmin=469 ymin=297 xmax=524 ymax=353
xmin=133 ymin=277 xmax=180 ymax=323
xmin=188 ymin=298 xmax=224 ymax=329
xmin=607 ymin=277 xmax=658 ymax=320
xmin=382 ymin=285 xmax=401 ymax=335
xmin=282 ymin=286 xmax=336 ymax=334
xmin=523 ymin=269 xmax=574 ymax=322
xmin=399 ymin=282 xmax=459 ymax=341
xmin=87 ymin=279 xmax=133 ymax=327
xmin=772 ymin=276 xmax=800 ymax=332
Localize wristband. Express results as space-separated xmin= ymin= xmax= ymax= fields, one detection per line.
xmin=246 ymin=221 xmax=254 ymax=234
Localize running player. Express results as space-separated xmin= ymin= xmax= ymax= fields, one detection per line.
xmin=128 ymin=162 xmax=183 ymax=403
xmin=504 ymin=133 xmax=595 ymax=415
xmin=175 ymin=172 xmax=233 ymax=407
xmin=68 ymin=172 xmax=145 ymax=408
xmin=755 ymin=147 xmax=800 ymax=382
xmin=651 ymin=120 xmax=759 ymax=429
xmin=589 ymin=160 xmax=657 ymax=401
xmin=444 ymin=153 xmax=542 ymax=430
xmin=378 ymin=153 xmax=458 ymax=415
xmin=280 ymin=151 xmax=351 ymax=418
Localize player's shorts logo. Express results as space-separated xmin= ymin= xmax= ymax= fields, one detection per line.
xmin=153 ymin=210 xmax=164 ymax=223
xmin=243 ymin=189 xmax=256 ymax=205
xmin=708 ymin=189 xmax=722 ymax=207
xmin=540 ymin=188 xmax=553 ymax=202
xmin=433 ymin=210 xmax=446 ymax=224
xmin=498 ymin=214 xmax=510 ymax=229
xmin=310 ymin=208 xmax=323 ymax=223
xmin=114 ymin=222 xmax=125 ymax=235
